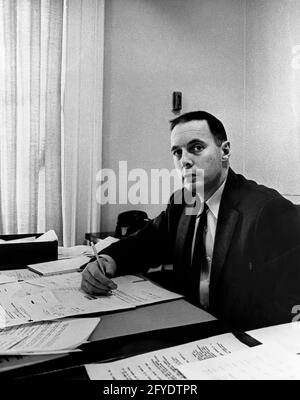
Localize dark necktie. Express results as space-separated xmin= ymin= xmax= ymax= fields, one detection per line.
xmin=190 ymin=203 xmax=209 ymax=305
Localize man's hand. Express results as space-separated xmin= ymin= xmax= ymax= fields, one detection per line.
xmin=81 ymin=256 xmax=118 ymax=295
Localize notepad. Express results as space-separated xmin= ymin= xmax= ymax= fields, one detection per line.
xmin=27 ymin=256 xmax=90 ymax=276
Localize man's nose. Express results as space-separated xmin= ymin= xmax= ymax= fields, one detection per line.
xmin=181 ymin=150 xmax=193 ymax=168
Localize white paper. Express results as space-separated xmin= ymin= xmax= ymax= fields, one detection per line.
xmin=0 ymin=273 xmax=182 ymax=327
xmin=0 ymin=282 xmax=24 ymax=298
xmin=24 ymin=271 xmax=83 ymax=289
xmin=0 ymin=274 xmax=18 ymax=285
xmin=28 ymin=256 xmax=90 ymax=276
xmin=85 ymin=333 xmax=247 ymax=380
xmin=34 ymin=230 xmax=58 ymax=242
xmin=58 ymin=245 xmax=94 ymax=259
xmin=247 ymin=321 xmax=300 ymax=354
xmin=111 ymin=279 xmax=183 ymax=306
xmin=178 ymin=343 xmax=300 ymax=380
xmin=0 ymin=230 xmax=58 ymax=244
xmin=57 ymin=236 xmax=119 ymax=260
xmin=0 ymin=268 xmax=39 ymax=281
xmin=0 ymin=317 xmax=99 ymax=354
xmin=94 ymin=236 xmax=119 ymax=252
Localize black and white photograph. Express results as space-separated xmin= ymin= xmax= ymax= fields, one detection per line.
xmin=1 ymin=0 xmax=300 ymax=388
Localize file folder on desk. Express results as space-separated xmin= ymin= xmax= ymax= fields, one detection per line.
xmin=0 ymin=233 xmax=58 ymax=270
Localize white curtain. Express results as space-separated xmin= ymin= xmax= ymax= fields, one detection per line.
xmin=62 ymin=0 xmax=104 ymax=246
xmin=0 ymin=0 xmax=63 ymax=239
xmin=0 ymin=0 xmax=104 ymax=246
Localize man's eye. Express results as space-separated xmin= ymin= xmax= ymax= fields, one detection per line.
xmin=192 ymin=144 xmax=204 ymax=152
xmin=172 ymin=150 xmax=182 ymax=158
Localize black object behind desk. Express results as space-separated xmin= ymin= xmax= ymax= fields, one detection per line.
xmin=2 ymin=300 xmax=223 ymax=380
xmin=0 ymin=233 xmax=57 ymax=268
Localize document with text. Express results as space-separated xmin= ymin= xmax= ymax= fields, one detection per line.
xmin=178 ymin=343 xmax=300 ymax=380
xmin=0 ymin=317 xmax=99 ymax=355
xmin=0 ymin=268 xmax=39 ymax=282
xmin=85 ymin=333 xmax=247 ymax=380
xmin=0 ymin=273 xmax=182 ymax=327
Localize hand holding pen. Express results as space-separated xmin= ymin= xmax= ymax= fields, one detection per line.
xmin=81 ymin=243 xmax=118 ymax=295
xmin=91 ymin=242 xmax=106 ymax=275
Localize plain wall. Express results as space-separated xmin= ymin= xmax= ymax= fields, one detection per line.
xmin=101 ymin=0 xmax=245 ymax=231
xmin=244 ymin=0 xmax=300 ymax=202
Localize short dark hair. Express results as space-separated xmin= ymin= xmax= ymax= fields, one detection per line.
xmin=170 ymin=111 xmax=227 ymax=145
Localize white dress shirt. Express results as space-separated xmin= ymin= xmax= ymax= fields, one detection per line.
xmin=191 ymin=177 xmax=227 ymax=308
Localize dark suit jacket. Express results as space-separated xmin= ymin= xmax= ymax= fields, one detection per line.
xmin=103 ymin=169 xmax=300 ymax=330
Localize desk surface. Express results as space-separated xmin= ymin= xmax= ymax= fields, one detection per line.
xmin=1 ymin=299 xmax=223 ymax=379
xmin=91 ymin=298 xmax=216 ymax=341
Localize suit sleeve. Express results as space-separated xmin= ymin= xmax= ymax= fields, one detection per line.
xmin=253 ymin=197 xmax=300 ymax=263
xmin=99 ymin=196 xmax=177 ymax=275
xmin=251 ymin=198 xmax=300 ymax=327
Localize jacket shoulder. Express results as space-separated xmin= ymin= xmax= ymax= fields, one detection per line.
xmin=232 ymin=172 xmax=291 ymax=208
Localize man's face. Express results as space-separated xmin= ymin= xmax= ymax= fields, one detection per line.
xmin=170 ymin=119 xmax=229 ymax=199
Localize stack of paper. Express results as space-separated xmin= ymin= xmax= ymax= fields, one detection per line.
xmin=58 ymin=236 xmax=119 ymax=259
xmin=34 ymin=230 xmax=58 ymax=242
xmin=0 ymin=230 xmax=58 ymax=244
xmin=0 ymin=273 xmax=183 ymax=328
xmin=0 ymin=317 xmax=100 ymax=355
xmin=58 ymin=245 xmax=95 ymax=259
xmin=27 ymin=256 xmax=91 ymax=276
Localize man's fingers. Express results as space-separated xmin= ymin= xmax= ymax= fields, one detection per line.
xmin=81 ymin=270 xmax=112 ymax=295
xmin=85 ymin=269 xmax=111 ymax=291
xmin=99 ymin=256 xmax=117 ymax=278
xmin=81 ymin=260 xmax=117 ymax=295
xmin=81 ymin=278 xmax=111 ymax=295
xmin=88 ymin=260 xmax=117 ymax=289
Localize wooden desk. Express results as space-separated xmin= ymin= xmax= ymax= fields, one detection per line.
xmin=1 ymin=299 xmax=224 ymax=379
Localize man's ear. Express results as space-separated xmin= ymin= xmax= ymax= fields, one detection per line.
xmin=221 ymin=141 xmax=231 ymax=161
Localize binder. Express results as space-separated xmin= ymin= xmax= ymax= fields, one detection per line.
xmin=0 ymin=233 xmax=58 ymax=270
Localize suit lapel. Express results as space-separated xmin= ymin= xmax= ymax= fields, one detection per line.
xmin=210 ymin=169 xmax=240 ymax=300
xmin=173 ymin=208 xmax=196 ymax=294
xmin=174 ymin=210 xmax=195 ymax=268
xmin=210 ymin=207 xmax=239 ymax=285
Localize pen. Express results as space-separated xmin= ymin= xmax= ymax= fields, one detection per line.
xmin=90 ymin=242 xmax=106 ymax=276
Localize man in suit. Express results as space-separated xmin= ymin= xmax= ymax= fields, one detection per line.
xmin=81 ymin=111 xmax=300 ymax=330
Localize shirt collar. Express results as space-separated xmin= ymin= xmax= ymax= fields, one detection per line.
xmin=199 ymin=173 xmax=228 ymax=218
